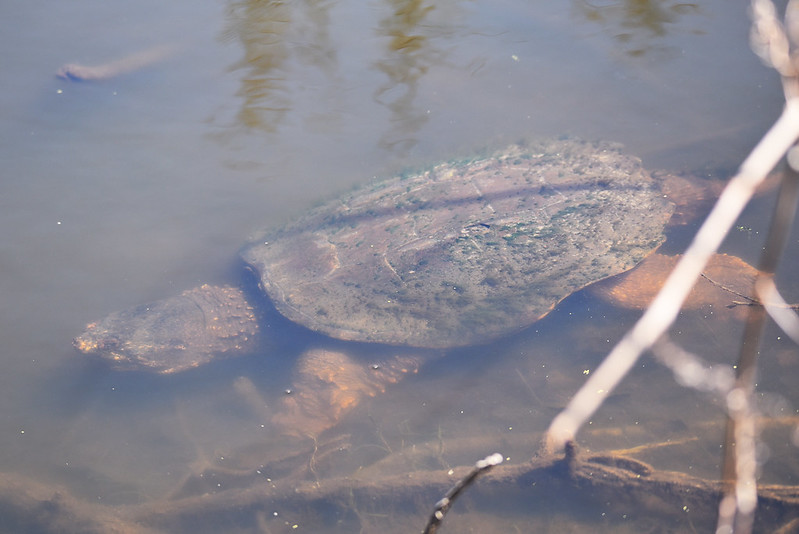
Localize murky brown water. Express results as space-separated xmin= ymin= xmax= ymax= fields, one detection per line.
xmin=1 ymin=0 xmax=797 ymax=531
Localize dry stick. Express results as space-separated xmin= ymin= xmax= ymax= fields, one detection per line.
xmin=700 ymin=273 xmax=761 ymax=306
xmin=718 ymin=158 xmax=799 ymax=534
xmin=757 ymin=276 xmax=799 ymax=344
xmin=544 ymin=97 xmax=799 ymax=454
xmin=752 ymin=154 xmax=799 ymax=347
xmin=545 ymin=4 xmax=799 ymax=532
xmin=719 ymin=2 xmax=799 ymax=532
xmin=700 ymin=271 xmax=799 ymax=322
xmin=422 ymin=453 xmax=503 ymax=534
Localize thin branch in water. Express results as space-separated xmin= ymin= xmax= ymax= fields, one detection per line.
xmin=757 ymin=276 xmax=799 ymax=344
xmin=719 ymin=145 xmax=799 ymax=534
xmin=700 ymin=272 xmax=761 ymax=306
xmin=544 ymin=96 xmax=799 ymax=455
xmin=422 ymin=452 xmax=503 ymax=534
xmin=699 ymin=271 xmax=799 ymax=312
xmin=753 ymin=147 xmax=799 ymax=344
xmin=546 ymin=4 xmax=799 ymax=532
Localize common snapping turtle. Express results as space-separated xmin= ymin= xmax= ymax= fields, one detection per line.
xmin=75 ymin=138 xmax=713 ymax=432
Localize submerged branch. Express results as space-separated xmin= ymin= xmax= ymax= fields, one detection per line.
xmin=423 ymin=452 xmax=503 ymax=534
xmin=545 ymin=96 xmax=799 ymax=454
xmin=56 ymin=44 xmax=180 ymax=81
xmin=3 ymin=447 xmax=799 ymax=533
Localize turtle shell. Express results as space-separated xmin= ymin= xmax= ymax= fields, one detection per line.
xmin=242 ymin=138 xmax=674 ymax=348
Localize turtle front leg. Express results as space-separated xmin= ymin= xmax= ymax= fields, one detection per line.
xmin=272 ymin=349 xmax=422 ymax=438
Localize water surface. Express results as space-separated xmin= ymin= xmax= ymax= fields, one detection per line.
xmin=0 ymin=0 xmax=797 ymax=531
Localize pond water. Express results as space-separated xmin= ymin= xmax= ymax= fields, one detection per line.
xmin=1 ymin=0 xmax=798 ymax=531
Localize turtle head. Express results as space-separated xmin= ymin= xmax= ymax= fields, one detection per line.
xmin=74 ymin=285 xmax=259 ymax=374
xmin=73 ymin=310 xmax=200 ymax=374
xmin=73 ymin=324 xmax=123 ymax=355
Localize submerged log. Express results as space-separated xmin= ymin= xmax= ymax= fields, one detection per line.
xmin=56 ymin=45 xmax=178 ymax=81
xmin=2 ymin=447 xmax=798 ymax=533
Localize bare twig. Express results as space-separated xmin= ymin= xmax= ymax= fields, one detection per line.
xmin=546 ymin=3 xmax=799 ymax=534
xmin=544 ymin=96 xmax=799 ymax=454
xmin=718 ymin=149 xmax=799 ymax=534
xmin=423 ymin=453 xmax=503 ymax=534
xmin=700 ymin=273 xmax=760 ymax=306
xmin=752 ymin=153 xmax=799 ymax=346
xmin=757 ymin=276 xmax=799 ymax=344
